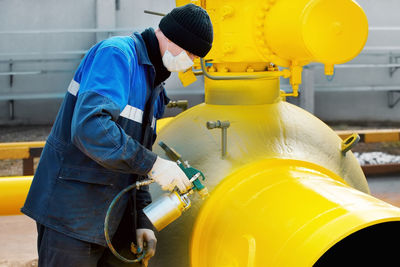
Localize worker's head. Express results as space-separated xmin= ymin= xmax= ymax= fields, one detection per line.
xmin=156 ymin=3 xmax=213 ymax=72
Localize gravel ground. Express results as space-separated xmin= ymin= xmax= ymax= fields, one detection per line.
xmin=354 ymin=151 xmax=400 ymax=165
xmin=0 ymin=126 xmax=52 ymax=143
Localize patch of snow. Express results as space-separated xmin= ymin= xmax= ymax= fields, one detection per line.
xmin=354 ymin=152 xmax=400 ymax=165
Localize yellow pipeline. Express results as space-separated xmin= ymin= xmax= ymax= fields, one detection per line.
xmin=0 ymin=118 xmax=173 ymax=216
xmin=0 ymin=118 xmax=179 ymax=216
xmin=191 ymin=159 xmax=400 ymax=266
xmin=0 ymin=141 xmax=45 ymax=160
xmin=0 ymin=176 xmax=32 ymax=215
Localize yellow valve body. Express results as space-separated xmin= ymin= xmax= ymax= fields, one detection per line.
xmin=179 ymin=0 xmax=368 ymax=92
xmin=155 ymin=102 xmax=369 ymax=193
xmin=204 ymin=76 xmax=280 ymax=105
xmin=183 ymin=0 xmax=368 ymax=67
xmin=149 ymin=102 xmax=400 ymax=266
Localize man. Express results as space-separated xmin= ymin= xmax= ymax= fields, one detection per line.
xmin=21 ymin=3 xmax=213 ymax=267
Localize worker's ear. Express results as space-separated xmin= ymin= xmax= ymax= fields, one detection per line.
xmin=155 ymin=28 xmax=168 ymax=57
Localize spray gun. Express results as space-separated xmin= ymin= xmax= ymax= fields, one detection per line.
xmin=159 ymin=141 xmax=208 ymax=199
xmin=143 ymin=142 xmax=208 ymax=231
xmin=104 ymin=142 xmax=208 ymax=263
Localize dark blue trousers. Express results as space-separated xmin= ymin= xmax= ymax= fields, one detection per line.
xmin=36 ymin=208 xmax=142 ymax=267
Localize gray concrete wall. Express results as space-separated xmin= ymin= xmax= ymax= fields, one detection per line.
xmin=0 ymin=0 xmax=97 ymax=123
xmin=0 ymin=0 xmax=400 ymax=125
xmin=0 ymin=0 xmax=180 ymax=124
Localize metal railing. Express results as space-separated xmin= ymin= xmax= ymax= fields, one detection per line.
xmin=0 ymin=26 xmax=400 ymax=98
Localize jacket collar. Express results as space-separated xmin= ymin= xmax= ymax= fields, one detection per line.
xmin=131 ymin=32 xmax=153 ymax=66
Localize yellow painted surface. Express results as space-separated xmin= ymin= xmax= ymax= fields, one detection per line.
xmin=151 ymin=99 xmax=400 ymax=265
xmin=0 ymin=141 xmax=45 ymax=160
xmin=0 ymin=141 xmax=45 ymax=149
xmin=337 ymin=129 xmax=400 ymax=143
xmin=0 ymin=176 xmax=32 ymax=215
xmin=2 ymin=2 xmax=390 ymax=267
xmin=364 ymin=132 xmax=399 ymax=143
xmin=205 ymin=76 xmax=280 ymax=105
xmin=155 ymin=101 xmax=369 ymax=194
xmin=0 ymin=148 xmax=30 ymax=160
xmin=195 ymin=0 xmax=368 ymax=92
xmin=191 ymin=159 xmax=400 ymax=266
xmin=156 ymin=117 xmax=174 ymax=133
xmin=178 ymin=69 xmax=197 ymax=87
xmin=264 ymin=0 xmax=368 ymax=65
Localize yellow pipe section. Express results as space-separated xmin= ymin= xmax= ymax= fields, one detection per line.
xmin=263 ymin=0 xmax=369 ymax=67
xmin=0 ymin=176 xmax=32 ymax=215
xmin=191 ymin=159 xmax=400 ymax=266
xmin=0 ymin=141 xmax=45 ymax=160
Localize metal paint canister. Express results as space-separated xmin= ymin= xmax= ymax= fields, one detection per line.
xmin=143 ymin=191 xmax=191 ymax=231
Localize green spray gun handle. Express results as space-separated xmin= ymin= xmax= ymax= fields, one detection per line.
xmin=159 ymin=141 xmax=208 ymax=198
xmin=177 ymin=162 xmax=206 ymax=191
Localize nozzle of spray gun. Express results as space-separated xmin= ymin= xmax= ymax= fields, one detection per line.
xmin=159 ymin=141 xmax=182 ymax=162
xmin=197 ymin=187 xmax=209 ymax=199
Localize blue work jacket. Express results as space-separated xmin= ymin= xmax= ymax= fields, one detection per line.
xmin=21 ymin=32 xmax=169 ymax=246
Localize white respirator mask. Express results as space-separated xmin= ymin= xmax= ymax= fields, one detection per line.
xmin=162 ymin=46 xmax=194 ymax=72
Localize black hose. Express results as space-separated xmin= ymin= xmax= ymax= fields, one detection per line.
xmin=104 ymin=183 xmax=146 ymax=263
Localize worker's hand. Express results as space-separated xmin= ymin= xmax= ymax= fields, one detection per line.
xmin=136 ymin=228 xmax=157 ymax=267
xmin=148 ymin=156 xmax=192 ymax=193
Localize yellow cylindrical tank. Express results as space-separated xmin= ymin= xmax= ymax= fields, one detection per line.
xmin=263 ymin=0 xmax=368 ymax=68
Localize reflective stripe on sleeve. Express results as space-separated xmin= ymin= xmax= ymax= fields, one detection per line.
xmin=67 ymin=79 xmax=156 ymax=129
xmin=67 ymin=79 xmax=80 ymax=96
xmin=120 ymin=105 xmax=144 ymax=124
xmin=120 ymin=105 xmax=156 ymax=129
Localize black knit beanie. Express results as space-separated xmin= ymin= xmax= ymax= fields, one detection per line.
xmin=159 ymin=4 xmax=213 ymax=58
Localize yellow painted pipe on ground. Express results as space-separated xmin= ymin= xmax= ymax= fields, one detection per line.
xmin=0 ymin=119 xmax=173 ymax=216
xmin=0 ymin=141 xmax=45 ymax=160
xmin=0 ymin=176 xmax=32 ymax=215
xmin=191 ymin=159 xmax=400 ymax=266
